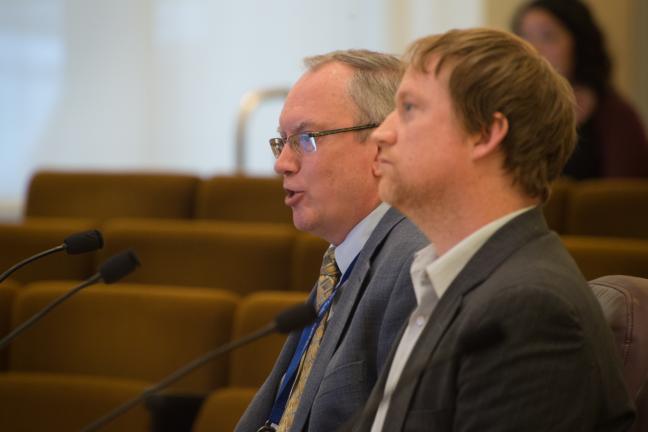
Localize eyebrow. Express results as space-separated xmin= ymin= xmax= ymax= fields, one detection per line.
xmin=395 ymin=89 xmax=413 ymax=102
xmin=277 ymin=121 xmax=313 ymax=137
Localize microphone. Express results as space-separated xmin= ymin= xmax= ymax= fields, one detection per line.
xmin=80 ymin=303 xmax=318 ymax=432
xmin=0 ymin=229 xmax=104 ymax=283
xmin=0 ymin=249 xmax=140 ymax=350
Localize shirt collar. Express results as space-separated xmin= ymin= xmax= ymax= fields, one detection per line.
xmin=334 ymin=202 xmax=390 ymax=275
xmin=411 ymin=206 xmax=533 ymax=304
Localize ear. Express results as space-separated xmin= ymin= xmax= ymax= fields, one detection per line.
xmin=471 ymin=112 xmax=509 ymax=160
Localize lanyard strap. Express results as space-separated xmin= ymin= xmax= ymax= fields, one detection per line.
xmin=267 ymin=255 xmax=358 ymax=426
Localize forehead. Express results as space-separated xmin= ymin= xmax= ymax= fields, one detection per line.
xmin=279 ymin=62 xmax=357 ymax=133
xmin=397 ymin=56 xmax=449 ymax=99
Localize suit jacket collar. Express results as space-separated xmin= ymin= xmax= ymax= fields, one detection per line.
xmin=289 ymin=207 xmax=408 ymax=431
xmin=378 ymin=207 xmax=549 ymax=431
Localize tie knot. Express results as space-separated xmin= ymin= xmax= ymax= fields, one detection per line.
xmin=315 ymin=245 xmax=341 ymax=310
xmin=320 ymin=245 xmax=340 ymax=279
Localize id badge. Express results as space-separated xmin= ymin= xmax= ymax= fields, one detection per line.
xmin=257 ymin=421 xmax=276 ymax=432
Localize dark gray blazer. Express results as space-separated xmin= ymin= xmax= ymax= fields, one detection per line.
xmin=348 ymin=208 xmax=635 ymax=432
xmin=235 ymin=207 xmax=428 ymax=432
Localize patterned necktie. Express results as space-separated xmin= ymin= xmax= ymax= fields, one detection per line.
xmin=277 ymin=245 xmax=341 ymax=432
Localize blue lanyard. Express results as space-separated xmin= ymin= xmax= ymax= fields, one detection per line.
xmin=267 ymin=255 xmax=358 ymax=426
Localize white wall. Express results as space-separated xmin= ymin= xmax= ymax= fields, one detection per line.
xmin=0 ymin=0 xmax=483 ymax=220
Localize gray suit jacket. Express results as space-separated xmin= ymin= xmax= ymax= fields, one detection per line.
xmin=348 ymin=208 xmax=635 ymax=432
xmin=235 ymin=207 xmax=427 ymax=432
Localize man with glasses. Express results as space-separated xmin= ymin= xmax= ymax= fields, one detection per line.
xmin=235 ymin=50 xmax=427 ymax=432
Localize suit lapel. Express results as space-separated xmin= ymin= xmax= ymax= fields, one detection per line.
xmin=289 ymin=208 xmax=407 ymax=431
xmin=383 ymin=207 xmax=550 ymax=430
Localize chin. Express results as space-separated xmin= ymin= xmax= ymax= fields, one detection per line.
xmin=378 ymin=180 xmax=398 ymax=206
xmin=291 ymin=210 xmax=315 ymax=234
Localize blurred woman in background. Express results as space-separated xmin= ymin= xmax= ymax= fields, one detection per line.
xmin=513 ymin=0 xmax=648 ymax=179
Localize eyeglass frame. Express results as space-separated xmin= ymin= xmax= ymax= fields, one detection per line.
xmin=269 ymin=123 xmax=379 ymax=159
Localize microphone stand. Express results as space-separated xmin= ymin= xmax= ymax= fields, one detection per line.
xmin=0 ymin=274 xmax=102 ymax=350
xmin=0 ymin=245 xmax=65 ymax=283
xmin=81 ymin=321 xmax=278 ymax=432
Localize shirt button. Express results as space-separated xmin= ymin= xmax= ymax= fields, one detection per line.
xmin=415 ymin=316 xmax=425 ymax=327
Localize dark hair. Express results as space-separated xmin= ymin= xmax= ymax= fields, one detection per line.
xmin=512 ymin=0 xmax=611 ymax=96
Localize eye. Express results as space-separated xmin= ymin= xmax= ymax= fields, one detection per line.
xmin=400 ymin=101 xmax=415 ymax=114
xmin=298 ymin=134 xmax=317 ymax=153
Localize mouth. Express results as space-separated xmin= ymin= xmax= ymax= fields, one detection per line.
xmin=375 ymin=157 xmax=391 ymax=176
xmin=284 ymin=188 xmax=304 ymax=206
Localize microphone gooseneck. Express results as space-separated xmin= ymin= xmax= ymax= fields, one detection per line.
xmin=0 ymin=249 xmax=140 ymax=351
xmin=0 ymin=229 xmax=104 ymax=283
xmin=80 ymin=303 xmax=317 ymax=432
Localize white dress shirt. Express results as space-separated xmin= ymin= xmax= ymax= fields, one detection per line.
xmin=370 ymin=207 xmax=533 ymax=432
xmin=334 ymin=202 xmax=390 ymax=276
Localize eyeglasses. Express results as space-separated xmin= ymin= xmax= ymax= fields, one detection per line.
xmin=269 ymin=123 xmax=379 ymax=159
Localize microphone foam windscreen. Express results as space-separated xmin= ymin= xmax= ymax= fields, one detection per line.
xmin=99 ymin=250 xmax=140 ymax=284
xmin=275 ymin=303 xmax=317 ymax=334
xmin=64 ymin=230 xmax=104 ymax=254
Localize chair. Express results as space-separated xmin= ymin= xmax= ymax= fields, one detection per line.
xmin=0 ymin=279 xmax=20 ymax=370
xmin=98 ymin=219 xmax=297 ymax=294
xmin=24 ymin=170 xmax=199 ymax=220
xmin=228 ymin=291 xmax=309 ymax=387
xmin=194 ymin=175 xmax=292 ymax=224
xmin=190 ymin=291 xmax=309 ymax=432
xmin=0 ymin=282 xmax=239 ymax=431
xmin=590 ymin=275 xmax=648 ymax=432
xmin=564 ymin=179 xmax=648 ymax=239
xmin=562 ymin=235 xmax=648 ymax=280
xmin=290 ymin=233 xmax=328 ymax=291
xmin=192 ymin=387 xmax=257 ymax=432
xmin=543 ymin=177 xmax=572 ymax=234
xmin=0 ymin=219 xmax=97 ymax=284
xmin=7 ymin=282 xmax=239 ymax=391
xmin=0 ymin=372 xmax=150 ymax=432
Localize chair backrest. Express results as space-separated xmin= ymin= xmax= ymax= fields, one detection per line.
xmin=543 ymin=178 xmax=572 ymax=234
xmin=562 ymin=236 xmax=648 ymax=280
xmin=99 ymin=219 xmax=296 ymax=294
xmin=25 ymin=171 xmax=199 ymax=220
xmin=590 ymin=275 xmax=648 ymax=431
xmin=228 ymin=291 xmax=308 ymax=387
xmin=565 ymin=179 xmax=648 ymax=239
xmin=9 ymin=283 xmax=239 ymax=392
xmin=0 ymin=220 xmax=97 ymax=284
xmin=0 ymin=279 xmax=20 ymax=370
xmin=195 ymin=176 xmax=292 ymax=224
xmin=291 ymin=233 xmax=328 ymax=291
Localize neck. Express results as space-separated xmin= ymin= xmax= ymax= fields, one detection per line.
xmin=326 ymin=198 xmax=382 ymax=246
xmin=410 ymin=182 xmax=537 ymax=256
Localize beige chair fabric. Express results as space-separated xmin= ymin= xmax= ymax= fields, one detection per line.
xmin=565 ymin=179 xmax=648 ymax=239
xmin=195 ymin=175 xmax=292 ymax=224
xmin=562 ymin=235 xmax=648 ymax=280
xmin=99 ymin=219 xmax=296 ymax=294
xmin=9 ymin=282 xmax=239 ymax=392
xmin=0 ymin=219 xmax=97 ymax=284
xmin=25 ymin=170 xmax=199 ymax=220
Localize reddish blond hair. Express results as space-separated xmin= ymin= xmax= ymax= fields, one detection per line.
xmin=406 ymin=28 xmax=576 ymax=201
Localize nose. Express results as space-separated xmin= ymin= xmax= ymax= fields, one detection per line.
xmin=370 ymin=111 xmax=397 ymax=150
xmin=274 ymin=144 xmax=300 ymax=176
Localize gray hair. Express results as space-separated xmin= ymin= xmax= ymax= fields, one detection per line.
xmin=304 ymin=49 xmax=403 ymax=137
